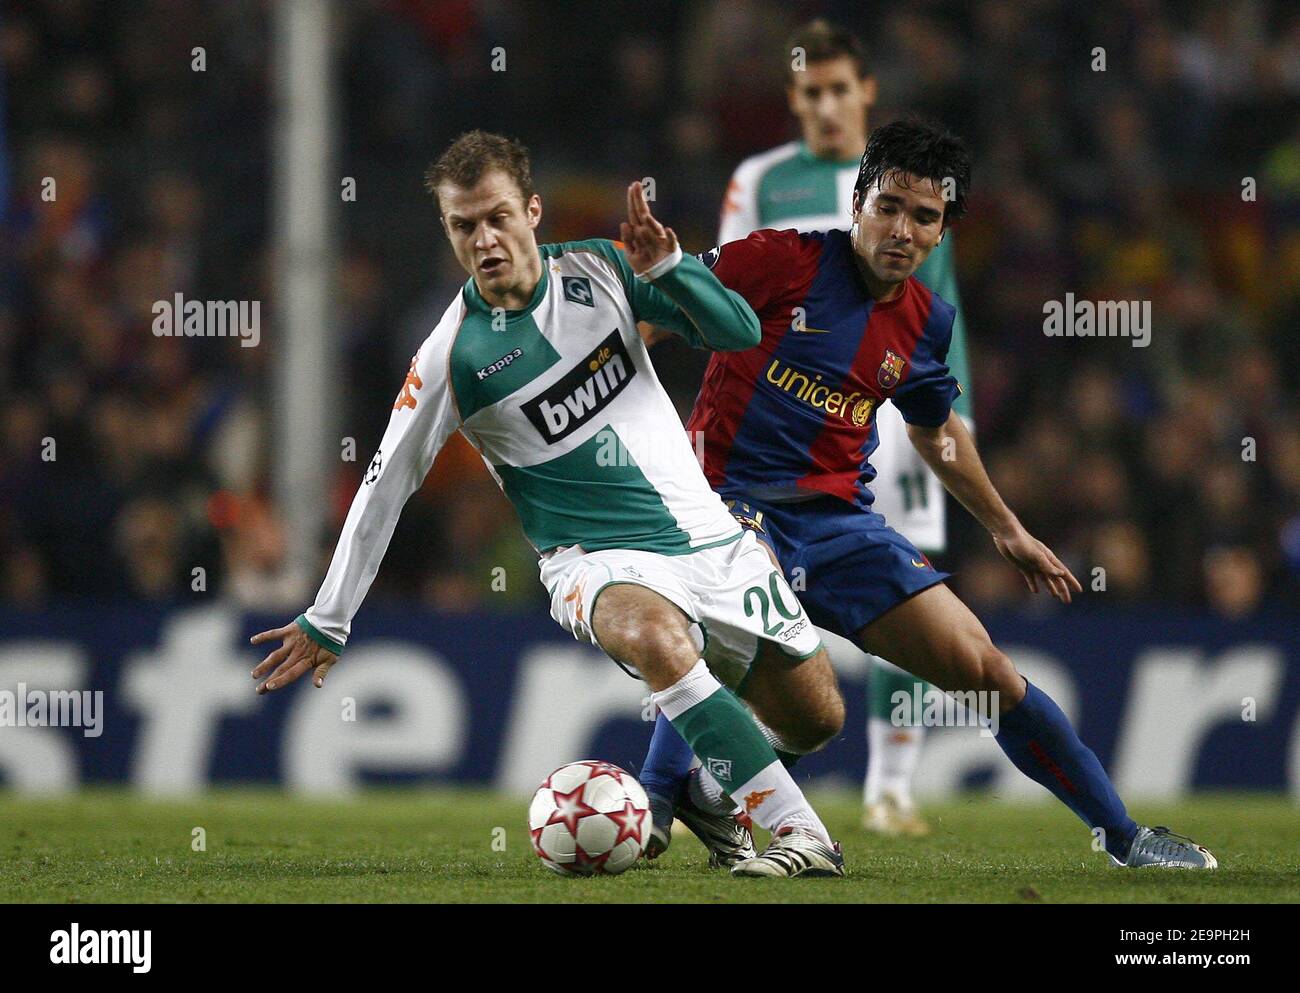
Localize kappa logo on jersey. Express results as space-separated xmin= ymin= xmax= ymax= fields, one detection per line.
xmin=878 ymin=349 xmax=907 ymax=390
xmin=478 ymin=347 xmax=523 ymax=381
xmin=562 ymin=276 xmax=594 ymax=307
xmin=521 ymin=329 xmax=635 ymax=443
xmin=393 ymin=354 xmax=422 ymax=410
xmin=695 ymin=246 xmax=720 ymax=270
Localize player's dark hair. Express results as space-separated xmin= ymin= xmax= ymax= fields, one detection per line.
xmin=786 ymin=19 xmax=870 ymax=81
xmin=424 ymin=130 xmax=536 ymax=209
xmin=854 ymin=118 xmax=971 ymax=227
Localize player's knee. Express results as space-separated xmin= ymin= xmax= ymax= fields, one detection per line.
xmin=810 ymin=693 xmax=846 ymax=750
xmin=641 ymin=624 xmax=696 ymax=669
xmin=781 ymin=691 xmax=845 ymax=753
xmin=598 ymin=609 xmax=694 ymax=678
xmin=965 ymin=640 xmax=1021 ymax=704
xmin=949 ymin=636 xmax=1015 ymax=696
xmin=982 ymin=645 xmax=1026 ymax=710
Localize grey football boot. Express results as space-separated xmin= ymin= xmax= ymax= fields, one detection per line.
xmin=1112 ymin=826 xmax=1218 ymax=869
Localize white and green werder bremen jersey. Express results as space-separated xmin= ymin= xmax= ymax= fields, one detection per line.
xmin=719 ymin=139 xmax=972 ymax=552
xmin=302 ymin=240 xmax=760 ymax=650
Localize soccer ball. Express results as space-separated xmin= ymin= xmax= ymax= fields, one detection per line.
xmin=528 ymin=760 xmax=650 ymax=876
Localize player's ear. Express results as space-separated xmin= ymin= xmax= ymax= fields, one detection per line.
xmin=526 ymin=193 xmax=542 ymax=230
xmin=785 ymin=80 xmax=800 ymax=116
xmin=859 ymin=74 xmax=878 ymax=110
xmin=851 ymin=188 xmax=862 ymax=217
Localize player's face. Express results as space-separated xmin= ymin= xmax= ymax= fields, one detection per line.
xmin=787 ymin=58 xmax=876 ymax=159
xmin=850 ymin=171 xmax=946 ymax=293
xmin=439 ymin=169 xmax=543 ymax=308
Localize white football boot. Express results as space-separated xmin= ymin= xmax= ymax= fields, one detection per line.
xmin=731 ymin=827 xmax=846 ymax=878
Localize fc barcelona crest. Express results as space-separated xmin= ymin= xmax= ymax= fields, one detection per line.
xmin=878 ymin=348 xmax=906 ymax=390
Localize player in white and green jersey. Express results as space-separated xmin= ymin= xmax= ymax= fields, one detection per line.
xmin=250 ymin=131 xmax=848 ymax=878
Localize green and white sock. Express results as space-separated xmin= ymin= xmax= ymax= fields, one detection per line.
xmin=653 ymin=660 xmax=831 ymax=843
xmin=692 ymin=715 xmax=804 ymax=816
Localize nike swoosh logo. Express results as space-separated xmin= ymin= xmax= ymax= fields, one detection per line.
xmin=911 ymin=559 xmax=929 ymax=568
xmin=795 ymin=325 xmax=831 ymax=334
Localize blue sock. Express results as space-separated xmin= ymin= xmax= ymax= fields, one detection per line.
xmin=640 ymin=710 xmax=696 ymax=803
xmin=995 ymin=680 xmax=1139 ymax=861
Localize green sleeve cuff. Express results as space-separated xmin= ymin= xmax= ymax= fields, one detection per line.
xmin=652 ymin=253 xmax=761 ymax=351
xmin=296 ymin=614 xmax=345 ymax=655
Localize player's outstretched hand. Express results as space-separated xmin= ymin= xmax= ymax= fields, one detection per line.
xmin=993 ymin=525 xmax=1083 ymax=604
xmin=620 ymin=181 xmax=678 ymax=276
xmin=249 ymin=621 xmax=338 ymax=694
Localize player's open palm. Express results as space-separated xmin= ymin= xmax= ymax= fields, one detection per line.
xmin=620 ymin=180 xmax=678 ymax=275
xmin=250 ymin=622 xmax=338 ymax=694
xmin=993 ymin=527 xmax=1082 ymax=604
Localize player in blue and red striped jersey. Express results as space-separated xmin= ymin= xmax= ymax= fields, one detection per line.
xmin=643 ymin=119 xmax=1216 ymax=876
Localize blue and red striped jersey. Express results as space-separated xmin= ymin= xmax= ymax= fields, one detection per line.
xmin=688 ymin=227 xmax=961 ymax=509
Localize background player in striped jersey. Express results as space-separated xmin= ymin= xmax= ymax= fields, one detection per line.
xmin=646 ymin=19 xmax=966 ymax=837
xmin=641 ymin=118 xmax=1216 ymax=871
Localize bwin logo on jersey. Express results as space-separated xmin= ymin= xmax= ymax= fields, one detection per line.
xmin=522 ymin=330 xmax=635 ymax=442
xmin=562 ymin=276 xmax=594 ymax=307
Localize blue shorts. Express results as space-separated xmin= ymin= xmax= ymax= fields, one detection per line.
xmin=722 ymin=493 xmax=950 ymax=641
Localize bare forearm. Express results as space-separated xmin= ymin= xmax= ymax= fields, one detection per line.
xmin=909 ymin=412 xmax=1082 ymax=603
xmin=907 ymin=411 xmax=1018 ymax=537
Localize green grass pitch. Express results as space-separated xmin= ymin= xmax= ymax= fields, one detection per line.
xmin=3 ymin=789 xmax=1297 ymax=903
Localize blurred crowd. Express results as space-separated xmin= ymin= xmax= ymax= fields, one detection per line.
xmin=2 ymin=0 xmax=1297 ymax=619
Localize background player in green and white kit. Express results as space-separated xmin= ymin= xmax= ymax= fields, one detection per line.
xmin=249 ymin=131 xmax=850 ymax=878
xmin=718 ymin=21 xmax=973 ymax=835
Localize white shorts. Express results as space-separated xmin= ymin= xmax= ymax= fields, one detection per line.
xmin=539 ymin=531 xmax=823 ymax=690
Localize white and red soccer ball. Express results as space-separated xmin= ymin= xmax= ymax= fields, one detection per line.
xmin=528 ymin=761 xmax=650 ymax=876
